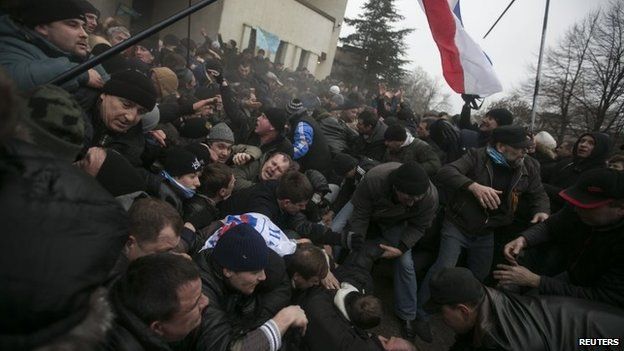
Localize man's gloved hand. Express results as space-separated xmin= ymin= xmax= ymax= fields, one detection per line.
xmin=341 ymin=231 xmax=364 ymax=250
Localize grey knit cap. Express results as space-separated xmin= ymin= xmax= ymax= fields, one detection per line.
xmin=206 ymin=122 xmax=234 ymax=144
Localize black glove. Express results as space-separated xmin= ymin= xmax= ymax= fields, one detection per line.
xmin=341 ymin=231 xmax=364 ymax=250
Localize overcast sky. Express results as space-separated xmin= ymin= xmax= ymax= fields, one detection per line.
xmin=341 ymin=0 xmax=612 ymax=112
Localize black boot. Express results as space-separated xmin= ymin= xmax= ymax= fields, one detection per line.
xmin=399 ymin=318 xmax=415 ymax=339
xmin=414 ymin=319 xmax=433 ymax=343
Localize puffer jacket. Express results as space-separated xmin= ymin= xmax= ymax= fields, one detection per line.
xmin=350 ymin=162 xmax=439 ymax=252
xmin=436 ymin=147 xmax=549 ymax=236
xmin=0 ymin=139 xmax=127 ymax=350
xmin=0 ymin=15 xmax=109 ymax=92
xmin=467 ymin=287 xmax=624 ymax=351
xmin=191 ymin=250 xmax=291 ymax=351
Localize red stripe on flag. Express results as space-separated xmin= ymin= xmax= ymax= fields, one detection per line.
xmin=422 ymin=0 xmax=464 ymax=93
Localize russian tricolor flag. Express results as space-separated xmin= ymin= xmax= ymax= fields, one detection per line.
xmin=419 ymin=0 xmax=503 ymax=97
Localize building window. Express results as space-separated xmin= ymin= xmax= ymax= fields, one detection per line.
xmin=275 ymin=41 xmax=288 ymax=65
xmin=298 ymin=49 xmax=310 ymax=70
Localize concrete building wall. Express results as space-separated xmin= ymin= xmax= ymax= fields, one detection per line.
xmin=301 ymin=0 xmax=349 ymax=78
xmin=151 ymin=0 xmax=224 ymax=46
xmin=217 ymin=0 xmax=343 ymax=78
xmin=88 ymin=0 xmax=347 ymax=79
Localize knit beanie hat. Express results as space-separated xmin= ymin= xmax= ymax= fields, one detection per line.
xmin=206 ymin=122 xmax=234 ymax=144
xmin=151 ymin=67 xmax=179 ymax=98
xmin=76 ymin=0 xmax=100 ymax=17
xmin=213 ymin=223 xmax=269 ymax=272
xmin=389 ymin=162 xmax=430 ymax=196
xmin=264 ymin=108 xmax=288 ymax=134
xmin=299 ymin=92 xmax=321 ymax=111
xmin=137 ymin=35 xmax=160 ymax=57
xmin=102 ymin=70 xmax=157 ymax=111
xmin=164 ymin=147 xmax=203 ymax=177
xmin=332 ymin=153 xmax=358 ymax=177
xmin=286 ymin=98 xmax=305 ymax=116
xmin=96 ymin=149 xmax=147 ymax=196
xmin=486 ymin=108 xmax=513 ymax=126
xmin=162 ymin=33 xmax=180 ymax=47
xmin=20 ymin=85 xmax=86 ymax=162
xmin=175 ymin=68 xmax=195 ymax=86
xmin=177 ymin=117 xmax=212 ymax=139
xmin=184 ymin=143 xmax=211 ymax=166
xmin=20 ymin=0 xmax=86 ymax=28
xmin=204 ymin=58 xmax=223 ymax=75
xmin=384 ymin=124 xmax=407 ymax=142
xmin=329 ymin=85 xmax=340 ymax=95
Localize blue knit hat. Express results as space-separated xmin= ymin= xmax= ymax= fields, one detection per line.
xmin=213 ymin=223 xmax=269 ymax=272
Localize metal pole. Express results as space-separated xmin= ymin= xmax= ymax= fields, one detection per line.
xmin=483 ymin=0 xmax=517 ymax=39
xmin=530 ymin=0 xmax=551 ymax=132
xmin=48 ymin=0 xmax=218 ymax=86
xmin=186 ymin=0 xmax=192 ymax=67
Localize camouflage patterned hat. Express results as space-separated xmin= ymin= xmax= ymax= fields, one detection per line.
xmin=21 ymin=85 xmax=86 ymax=162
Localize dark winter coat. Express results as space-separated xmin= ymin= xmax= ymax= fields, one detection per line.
xmin=0 ymin=139 xmax=127 ymax=350
xmin=295 ymin=287 xmax=383 ymax=351
xmin=191 ymin=250 xmax=291 ymax=351
xmin=318 ymin=114 xmax=359 ymax=156
xmin=436 ymin=147 xmax=549 ymax=236
xmin=0 ymin=15 xmax=109 ymax=92
xmin=382 ymin=137 xmax=442 ymax=177
xmin=354 ymin=121 xmax=387 ymax=162
xmin=332 ymin=156 xmax=380 ymax=213
xmin=218 ymin=181 xmax=334 ymax=245
xmin=350 ymin=162 xmax=439 ymax=252
xmin=520 ymin=206 xmax=624 ymax=309
xmin=542 ymin=132 xmax=611 ymax=212
xmin=85 ymin=102 xmax=146 ymax=167
xmin=464 ymin=287 xmax=624 ymax=351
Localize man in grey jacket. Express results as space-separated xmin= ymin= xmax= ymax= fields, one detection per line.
xmin=349 ymin=162 xmax=438 ymax=340
xmin=0 ymin=0 xmax=108 ymax=92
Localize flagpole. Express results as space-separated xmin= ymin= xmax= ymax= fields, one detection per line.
xmin=530 ymin=0 xmax=551 ymax=132
xmin=186 ymin=0 xmax=192 ymax=67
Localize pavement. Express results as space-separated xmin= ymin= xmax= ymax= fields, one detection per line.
xmin=369 ymin=261 xmax=456 ymax=351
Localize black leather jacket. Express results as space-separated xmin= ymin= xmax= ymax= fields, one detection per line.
xmin=191 ymin=249 xmax=291 ymax=351
xmin=466 ymin=287 xmax=624 ymax=351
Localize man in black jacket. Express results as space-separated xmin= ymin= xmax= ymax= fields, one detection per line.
xmin=496 ymin=168 xmax=624 ymax=309
xmin=192 ymin=223 xmax=308 ymax=351
xmin=416 ymin=126 xmax=549 ymax=342
xmin=354 ymin=109 xmax=387 ymax=162
xmin=425 ymin=267 xmax=624 ymax=351
xmin=105 ymin=253 xmax=209 ymax=350
xmin=85 ymin=69 xmax=157 ymax=167
xmin=219 ymin=171 xmax=362 ymax=249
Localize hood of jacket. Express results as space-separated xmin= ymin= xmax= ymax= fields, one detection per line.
xmin=572 ymin=132 xmax=611 ymax=168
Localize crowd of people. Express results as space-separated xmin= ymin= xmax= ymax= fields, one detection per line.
xmin=1 ymin=1 xmax=624 ymax=350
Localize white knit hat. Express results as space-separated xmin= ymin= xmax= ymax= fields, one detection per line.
xmin=534 ymin=131 xmax=557 ymax=150
xmin=329 ymin=85 xmax=340 ymax=95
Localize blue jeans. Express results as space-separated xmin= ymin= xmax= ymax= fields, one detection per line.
xmin=376 ymin=225 xmax=418 ymax=321
xmin=331 ymin=201 xmax=353 ymax=233
xmin=416 ymin=220 xmax=493 ymax=320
